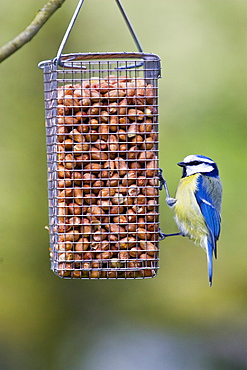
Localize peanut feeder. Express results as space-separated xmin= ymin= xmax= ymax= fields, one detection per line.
xmin=39 ymin=2 xmax=162 ymax=279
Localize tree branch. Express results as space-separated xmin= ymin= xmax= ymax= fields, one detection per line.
xmin=0 ymin=0 xmax=67 ymax=63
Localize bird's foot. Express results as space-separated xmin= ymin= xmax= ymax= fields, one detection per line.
xmin=158 ymin=168 xmax=166 ymax=191
xmin=159 ymin=228 xmax=182 ymax=241
xmin=166 ymin=197 xmax=177 ymax=207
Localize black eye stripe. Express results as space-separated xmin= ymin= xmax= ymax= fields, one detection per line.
xmin=188 ymin=161 xmax=201 ymax=166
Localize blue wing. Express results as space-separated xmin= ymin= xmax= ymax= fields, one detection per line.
xmin=195 ymin=175 xmax=222 ymax=285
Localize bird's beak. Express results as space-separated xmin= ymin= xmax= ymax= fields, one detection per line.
xmin=177 ymin=161 xmax=185 ymax=167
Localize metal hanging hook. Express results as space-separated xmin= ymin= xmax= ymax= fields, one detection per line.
xmin=55 ymin=0 xmax=144 ymax=67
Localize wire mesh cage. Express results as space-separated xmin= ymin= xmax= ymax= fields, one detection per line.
xmin=39 ymin=52 xmax=161 ymax=279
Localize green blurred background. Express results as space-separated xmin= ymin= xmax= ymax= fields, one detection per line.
xmin=0 ymin=1 xmax=246 ymax=369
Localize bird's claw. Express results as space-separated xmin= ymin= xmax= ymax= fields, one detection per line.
xmin=158 ymin=168 xmax=166 ymax=191
xmin=159 ymin=228 xmax=167 ymax=240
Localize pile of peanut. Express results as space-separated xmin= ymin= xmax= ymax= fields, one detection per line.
xmin=52 ymin=75 xmax=159 ymax=278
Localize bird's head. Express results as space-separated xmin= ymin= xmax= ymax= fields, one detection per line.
xmin=178 ymin=154 xmax=219 ymax=178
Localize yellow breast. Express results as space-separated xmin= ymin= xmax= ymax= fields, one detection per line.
xmin=174 ymin=174 xmax=208 ymax=247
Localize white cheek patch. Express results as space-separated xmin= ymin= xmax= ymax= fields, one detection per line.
xmin=186 ymin=163 xmax=214 ymax=176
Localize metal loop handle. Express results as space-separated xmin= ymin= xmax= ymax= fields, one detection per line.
xmin=56 ymin=0 xmax=143 ymax=67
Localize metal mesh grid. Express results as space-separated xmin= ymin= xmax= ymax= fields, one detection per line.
xmin=42 ymin=52 xmax=161 ymax=279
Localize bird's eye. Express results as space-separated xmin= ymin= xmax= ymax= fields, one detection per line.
xmin=189 ymin=161 xmax=201 ymax=166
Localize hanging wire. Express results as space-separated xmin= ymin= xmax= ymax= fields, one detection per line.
xmin=114 ymin=0 xmax=144 ymax=69
xmin=56 ymin=0 xmax=85 ymax=66
xmin=115 ymin=0 xmax=143 ymax=53
xmin=55 ymin=0 xmax=144 ymax=67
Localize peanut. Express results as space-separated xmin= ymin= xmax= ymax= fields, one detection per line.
xmin=109 ymin=134 xmax=118 ymax=152
xmin=114 ymin=157 xmax=127 ymax=176
xmin=91 ymin=147 xmax=108 ymax=161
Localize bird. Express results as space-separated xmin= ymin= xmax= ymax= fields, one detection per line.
xmin=159 ymin=154 xmax=222 ymax=286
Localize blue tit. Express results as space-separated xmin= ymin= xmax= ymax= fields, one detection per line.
xmin=160 ymin=154 xmax=222 ymax=286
